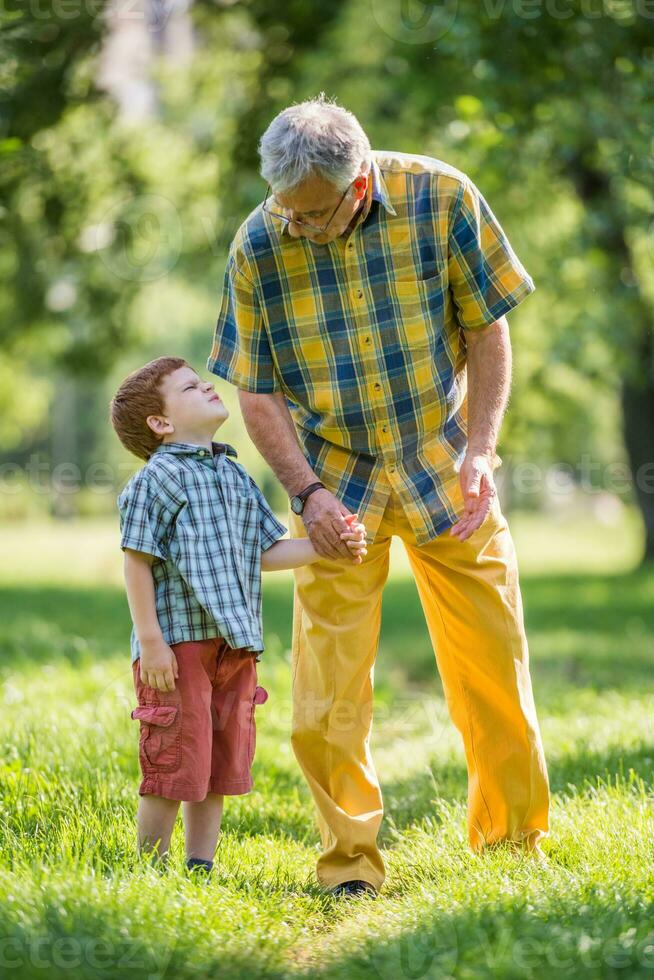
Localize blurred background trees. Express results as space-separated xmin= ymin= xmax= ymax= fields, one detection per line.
xmin=1 ymin=0 xmax=652 ymax=558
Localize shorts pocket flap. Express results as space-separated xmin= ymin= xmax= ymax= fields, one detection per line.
xmin=131 ymin=705 xmax=178 ymax=727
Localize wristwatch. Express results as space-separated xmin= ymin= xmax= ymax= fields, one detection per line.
xmin=290 ymin=481 xmax=326 ymax=515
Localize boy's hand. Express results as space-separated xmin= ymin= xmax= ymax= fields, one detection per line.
xmin=339 ymin=515 xmax=368 ymax=564
xmin=139 ymin=637 xmax=179 ymax=692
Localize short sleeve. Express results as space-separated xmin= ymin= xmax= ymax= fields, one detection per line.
xmin=207 ymin=258 xmax=283 ymax=394
xmin=118 ymin=469 xmax=172 ymax=561
xmin=447 ymin=178 xmax=535 ymax=332
xmin=247 ymin=475 xmax=288 ymax=551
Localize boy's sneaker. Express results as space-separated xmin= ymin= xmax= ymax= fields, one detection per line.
xmin=186 ymin=857 xmax=214 ymax=878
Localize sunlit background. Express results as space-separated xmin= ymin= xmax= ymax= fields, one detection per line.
xmin=2 ymin=4 xmax=654 ymax=977
xmin=2 ymin=0 xmax=653 ymax=557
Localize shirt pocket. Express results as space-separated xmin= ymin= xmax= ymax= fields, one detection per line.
xmin=228 ymin=489 xmax=260 ymax=561
xmin=388 ymin=271 xmax=447 ymax=349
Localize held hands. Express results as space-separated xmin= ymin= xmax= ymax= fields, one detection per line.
xmin=302 ymin=488 xmax=367 ymax=562
xmin=139 ymin=637 xmax=179 ymax=692
xmin=449 ymin=450 xmax=499 ymax=541
xmin=339 ymin=513 xmax=368 ymax=564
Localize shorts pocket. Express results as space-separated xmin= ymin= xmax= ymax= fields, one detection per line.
xmin=131 ymin=704 xmax=182 ymax=773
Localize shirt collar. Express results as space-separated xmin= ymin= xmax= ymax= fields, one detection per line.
xmin=153 ymin=441 xmax=238 ymax=460
xmin=368 ymin=156 xmax=397 ymax=218
xmin=277 ymin=154 xmax=397 ymax=238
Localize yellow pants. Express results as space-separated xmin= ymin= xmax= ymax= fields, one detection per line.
xmin=289 ymin=486 xmax=549 ymax=891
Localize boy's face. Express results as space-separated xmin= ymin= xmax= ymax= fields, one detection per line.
xmin=147 ymin=366 xmax=229 ymax=441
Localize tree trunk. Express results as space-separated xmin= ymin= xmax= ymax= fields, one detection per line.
xmin=622 ymin=366 xmax=654 ymax=564
xmin=568 ymin=160 xmax=654 ymax=564
xmin=50 ymin=375 xmax=78 ymax=520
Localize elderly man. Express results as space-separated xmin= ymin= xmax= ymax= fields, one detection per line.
xmin=207 ymin=95 xmax=549 ymax=897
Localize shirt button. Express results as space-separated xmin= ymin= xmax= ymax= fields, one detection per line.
xmin=374 ymin=382 xmax=381 ymax=391
xmin=356 ymin=290 xmax=363 ymax=299
xmin=382 ymin=425 xmax=388 ymax=433
xmin=389 ymin=464 xmax=396 ymax=474
xmin=364 ymin=336 xmax=371 ymax=345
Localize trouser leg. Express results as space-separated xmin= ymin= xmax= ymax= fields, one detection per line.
xmin=289 ymin=505 xmax=392 ymax=890
xmin=400 ymin=494 xmax=550 ymax=850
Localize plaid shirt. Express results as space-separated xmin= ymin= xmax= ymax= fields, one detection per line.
xmin=118 ymin=441 xmax=287 ymax=662
xmin=207 ymin=150 xmax=535 ymax=544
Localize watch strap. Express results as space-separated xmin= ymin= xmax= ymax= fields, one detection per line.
xmin=297 ymin=481 xmax=325 ymax=502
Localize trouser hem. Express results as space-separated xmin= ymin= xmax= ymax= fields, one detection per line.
xmin=317 ymin=860 xmax=385 ymax=893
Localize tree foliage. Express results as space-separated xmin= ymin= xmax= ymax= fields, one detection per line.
xmin=2 ymin=0 xmax=652 ymax=550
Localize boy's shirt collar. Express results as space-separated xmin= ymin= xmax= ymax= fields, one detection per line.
xmin=153 ymin=441 xmax=238 ymax=460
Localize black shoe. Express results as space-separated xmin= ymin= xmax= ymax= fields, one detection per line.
xmin=186 ymin=857 xmax=214 ymax=878
xmin=330 ymin=879 xmax=377 ymax=898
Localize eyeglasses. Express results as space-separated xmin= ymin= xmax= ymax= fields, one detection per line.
xmin=262 ymin=182 xmax=352 ymax=235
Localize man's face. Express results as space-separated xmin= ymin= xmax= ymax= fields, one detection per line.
xmin=272 ymin=171 xmax=369 ymax=245
xmin=150 ymin=366 xmax=229 ymax=438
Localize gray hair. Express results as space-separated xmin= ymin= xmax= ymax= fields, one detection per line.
xmin=258 ymin=93 xmax=372 ymax=194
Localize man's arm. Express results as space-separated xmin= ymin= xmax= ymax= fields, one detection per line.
xmin=450 ymin=316 xmax=511 ymax=540
xmin=464 ymin=315 xmax=512 ymax=456
xmin=238 ymin=391 xmax=317 ymax=496
xmin=123 ymin=549 xmax=178 ymax=692
xmin=238 ymin=390 xmax=354 ymax=560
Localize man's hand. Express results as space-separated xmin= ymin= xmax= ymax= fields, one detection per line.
xmin=339 ymin=516 xmax=368 ymax=564
xmin=449 ymin=450 xmax=498 ymax=541
xmin=139 ymin=637 xmax=179 ymax=692
xmin=302 ymin=488 xmax=356 ymax=559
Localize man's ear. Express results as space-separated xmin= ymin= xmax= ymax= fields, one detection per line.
xmin=353 ymin=174 xmax=368 ymax=199
xmin=146 ymin=414 xmax=174 ymax=436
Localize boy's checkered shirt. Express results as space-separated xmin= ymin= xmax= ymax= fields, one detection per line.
xmin=117 ymin=441 xmax=287 ymax=663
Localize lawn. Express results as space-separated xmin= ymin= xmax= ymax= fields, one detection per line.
xmin=0 ymin=510 xmax=653 ymax=979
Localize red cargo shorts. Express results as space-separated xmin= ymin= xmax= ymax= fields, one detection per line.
xmin=131 ymin=637 xmax=268 ymax=802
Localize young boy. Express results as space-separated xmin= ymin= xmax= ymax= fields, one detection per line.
xmin=110 ymin=356 xmax=367 ymax=876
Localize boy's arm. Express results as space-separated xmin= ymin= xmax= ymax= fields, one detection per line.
xmin=261 ymin=523 xmax=367 ymax=572
xmin=260 ymin=537 xmax=319 ymax=571
xmin=123 ymin=549 xmax=178 ymax=692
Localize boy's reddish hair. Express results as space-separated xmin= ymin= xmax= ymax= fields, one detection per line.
xmin=110 ymin=356 xmax=190 ymax=461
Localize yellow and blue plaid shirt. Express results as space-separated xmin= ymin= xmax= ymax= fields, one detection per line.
xmin=207 ymin=151 xmax=535 ymax=544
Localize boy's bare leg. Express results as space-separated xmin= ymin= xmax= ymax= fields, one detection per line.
xmin=183 ymin=793 xmax=224 ymax=862
xmin=137 ymin=794 xmax=180 ymax=864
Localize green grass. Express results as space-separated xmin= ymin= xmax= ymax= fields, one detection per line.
xmin=1 ymin=511 xmax=653 ymax=978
